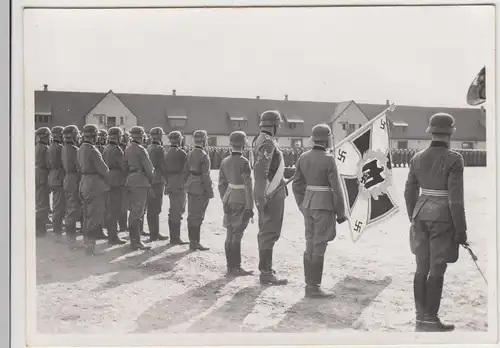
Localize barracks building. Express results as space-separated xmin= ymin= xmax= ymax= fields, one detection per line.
xmin=34 ymin=85 xmax=486 ymax=150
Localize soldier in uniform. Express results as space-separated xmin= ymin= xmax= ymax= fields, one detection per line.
xmin=185 ymin=130 xmax=214 ymax=251
xmin=218 ymin=131 xmax=254 ymax=276
xmin=61 ymin=125 xmax=82 ymax=247
xmin=165 ymin=131 xmax=189 ymax=245
xmin=97 ymin=129 xmax=108 ymax=154
xmin=292 ymin=124 xmax=347 ymax=298
xmin=253 ymin=110 xmax=288 ymax=285
xmin=103 ymin=127 xmax=128 ymax=245
xmin=405 ymin=113 xmax=467 ymax=332
xmin=124 ymin=126 xmax=154 ymax=250
xmin=77 ymin=124 xmax=110 ymax=256
xmin=48 ymin=126 xmax=66 ymax=238
xmin=119 ymin=131 xmax=130 ymax=232
xmin=146 ymin=127 xmax=169 ymax=242
xmin=35 ymin=127 xmax=52 ymax=237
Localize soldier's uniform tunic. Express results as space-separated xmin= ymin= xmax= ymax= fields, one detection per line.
xmin=119 ymin=141 xmax=129 ymax=231
xmin=185 ymin=145 xmax=214 ymax=244
xmin=35 ymin=140 xmax=51 ymax=235
xmin=292 ymin=146 xmax=346 ymax=259
xmin=165 ymin=145 xmax=187 ymax=223
xmin=77 ymin=141 xmax=110 ymax=245
xmin=218 ymin=151 xmax=254 ymax=271
xmin=62 ymin=140 xmax=81 ymax=239
xmin=103 ymin=141 xmax=128 ymax=240
xmin=253 ymin=130 xmax=287 ymax=251
xmin=147 ymin=141 xmax=169 ymax=234
xmin=125 ymin=141 xmax=155 ymax=246
xmin=48 ymin=139 xmax=66 ymax=235
xmin=405 ymin=141 xmax=466 ymax=274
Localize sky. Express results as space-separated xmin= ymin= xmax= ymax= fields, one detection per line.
xmin=23 ymin=5 xmax=494 ymax=108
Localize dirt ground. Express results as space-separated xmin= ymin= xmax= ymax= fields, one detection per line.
xmin=36 ymin=168 xmax=490 ymax=334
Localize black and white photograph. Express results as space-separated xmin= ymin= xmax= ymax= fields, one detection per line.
xmin=20 ymin=3 xmax=496 ymax=346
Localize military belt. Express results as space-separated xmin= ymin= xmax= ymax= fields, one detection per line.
xmin=189 ymin=171 xmax=202 ymax=176
xmin=228 ymin=184 xmax=245 ymax=189
xmin=421 ymin=188 xmax=448 ymax=197
xmin=306 ymin=185 xmax=332 ymax=192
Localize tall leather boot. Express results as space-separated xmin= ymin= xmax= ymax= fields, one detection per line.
xmin=85 ymin=228 xmax=101 ymax=256
xmin=169 ymin=220 xmax=188 ymax=245
xmin=119 ymin=212 xmax=128 ymax=232
xmin=147 ymin=215 xmax=168 ymax=242
xmin=95 ymin=225 xmax=108 ymax=240
xmin=36 ymin=217 xmax=47 ymax=237
xmin=231 ymin=240 xmax=253 ymax=276
xmin=305 ymin=255 xmax=334 ymax=298
xmin=303 ymin=252 xmax=312 ymax=286
xmin=190 ymin=224 xmax=209 ymax=251
xmin=224 ymin=239 xmax=233 ymax=275
xmin=414 ymin=272 xmax=428 ymax=331
xmin=259 ymin=249 xmax=288 ymax=285
xmin=106 ymin=216 xmax=126 ymax=245
xmin=140 ymin=218 xmax=149 ymax=236
xmin=130 ymin=219 xmax=151 ymax=251
xmin=421 ymin=275 xmax=455 ymax=332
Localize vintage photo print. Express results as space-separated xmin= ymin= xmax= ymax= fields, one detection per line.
xmin=17 ymin=2 xmax=497 ymax=347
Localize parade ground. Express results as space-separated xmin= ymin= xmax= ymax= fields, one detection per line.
xmin=36 ymin=168 xmax=490 ymax=334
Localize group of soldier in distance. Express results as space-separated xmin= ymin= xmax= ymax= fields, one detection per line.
xmin=35 ymin=109 xmax=468 ymax=333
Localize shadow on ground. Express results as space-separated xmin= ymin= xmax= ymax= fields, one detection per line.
xmin=133 ymin=277 xmax=238 ymax=333
xmin=261 ymin=275 xmax=393 ymax=332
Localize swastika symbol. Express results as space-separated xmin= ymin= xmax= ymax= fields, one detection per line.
xmin=380 ymin=119 xmax=387 ymax=130
xmin=360 ymin=159 xmax=385 ymax=189
xmin=354 ymin=220 xmax=363 ymax=232
xmin=338 ymin=149 xmax=347 ymax=163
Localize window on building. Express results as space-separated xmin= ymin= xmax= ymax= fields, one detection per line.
xmin=462 ymin=142 xmax=474 ymax=149
xmin=359 ymin=124 xmax=362 ymax=128
xmin=107 ymin=116 xmax=116 ymax=128
xmin=231 ymin=120 xmax=248 ymax=130
xmin=348 ymin=124 xmax=356 ymax=134
xmin=120 ymin=117 xmax=124 ymax=125
xmin=397 ymin=140 xmax=408 ymax=149
xmin=341 ymin=123 xmax=347 ymax=131
xmin=168 ymin=116 xmax=187 ymax=129
xmin=207 ymin=136 xmax=217 ymax=147
xmin=288 ymin=123 xmax=297 ymax=129
xmin=35 ymin=114 xmax=50 ymax=124
xmin=291 ymin=138 xmax=303 ymax=148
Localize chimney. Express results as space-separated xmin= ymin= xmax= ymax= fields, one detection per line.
xmin=172 ymin=89 xmax=176 ymax=96
xmin=43 ymin=84 xmax=48 ymax=91
xmin=285 ymin=94 xmax=288 ymax=101
xmin=256 ymin=96 xmax=260 ymax=99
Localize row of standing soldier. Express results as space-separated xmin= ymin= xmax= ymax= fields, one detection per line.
xmin=34 ymin=110 xmax=467 ymax=332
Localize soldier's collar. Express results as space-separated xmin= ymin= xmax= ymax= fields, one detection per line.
xmin=430 ymin=141 xmax=449 ymax=148
xmin=195 ymin=145 xmax=204 ymax=150
xmin=109 ymin=141 xmax=119 ymax=145
xmin=53 ymin=139 xmax=62 ymax=144
xmin=312 ymin=145 xmax=326 ymax=151
xmin=170 ymin=144 xmax=178 ymax=148
xmin=152 ymin=141 xmax=162 ymax=145
xmin=261 ymin=130 xmax=273 ymax=137
xmin=231 ymin=151 xmax=242 ymax=156
xmin=82 ymin=140 xmax=94 ymax=145
xmin=131 ymin=140 xmax=142 ymax=144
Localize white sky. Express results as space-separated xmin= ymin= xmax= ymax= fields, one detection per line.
xmin=23 ymin=6 xmax=493 ymax=108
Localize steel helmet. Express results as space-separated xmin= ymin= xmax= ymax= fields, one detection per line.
xmin=82 ymin=124 xmax=99 ymax=137
xmin=229 ymin=130 xmax=247 ymax=147
xmin=36 ymin=127 xmax=51 ymax=138
xmin=311 ymin=124 xmax=332 ymax=143
xmin=259 ymin=110 xmax=282 ymax=127
xmin=129 ymin=126 xmax=145 ymax=139
xmin=426 ymin=113 xmax=456 ymax=135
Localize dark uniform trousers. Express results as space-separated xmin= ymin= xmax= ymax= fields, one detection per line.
xmin=147 ymin=183 xmax=165 ymax=234
xmin=106 ymin=187 xmax=124 ymax=237
xmin=64 ymin=176 xmax=81 ymax=238
xmin=167 ymin=188 xmax=186 ymax=224
xmin=405 ymin=141 xmax=466 ymax=326
xmin=50 ymin=186 xmax=66 ymax=234
xmin=35 ymin=142 xmax=51 ymax=235
xmin=257 ymin=194 xmax=285 ymax=251
xmin=81 ymin=191 xmax=107 ymax=243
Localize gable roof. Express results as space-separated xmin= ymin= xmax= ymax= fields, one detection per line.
xmin=34 ymin=89 xmax=486 ymax=141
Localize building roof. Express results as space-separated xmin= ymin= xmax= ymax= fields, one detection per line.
xmin=34 ymin=89 xmax=486 ymax=141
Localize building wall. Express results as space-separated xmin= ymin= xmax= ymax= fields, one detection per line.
xmin=330 ymin=102 xmax=370 ymax=143
xmin=84 ymin=92 xmax=138 ymax=131
xmin=390 ymin=139 xmax=486 ymax=150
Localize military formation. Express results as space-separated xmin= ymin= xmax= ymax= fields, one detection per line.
xmin=35 ymin=110 xmax=467 ymax=332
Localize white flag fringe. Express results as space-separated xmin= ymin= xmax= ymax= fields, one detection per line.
xmin=334 ymin=104 xmax=399 ymax=242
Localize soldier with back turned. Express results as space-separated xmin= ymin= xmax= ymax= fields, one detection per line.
xmin=35 ymin=127 xmax=52 ymax=237
xmin=48 ymin=126 xmax=66 ymax=239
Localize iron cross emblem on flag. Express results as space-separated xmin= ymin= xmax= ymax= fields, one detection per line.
xmin=335 ymin=107 xmax=399 ymax=242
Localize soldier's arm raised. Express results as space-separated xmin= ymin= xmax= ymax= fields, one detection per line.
xmin=141 ymin=148 xmax=155 ymax=184
xmin=404 ymin=155 xmax=420 ymax=222
xmin=253 ymin=138 xmax=274 ymax=208
xmin=242 ymin=159 xmax=254 ymax=211
xmin=328 ymin=155 xmax=346 ymax=220
xmin=291 ymin=156 xmax=306 ymax=210
xmin=201 ymin=152 xmax=214 ymax=198
xmin=448 ymin=155 xmax=467 ymax=242
xmin=218 ymin=162 xmax=228 ymax=200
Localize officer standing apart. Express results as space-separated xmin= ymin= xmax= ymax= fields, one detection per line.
xmin=405 ymin=112 xmax=467 ymax=332
xmin=77 ymin=124 xmax=110 ymax=256
xmin=103 ymin=127 xmax=128 ymax=245
xmin=61 ymin=125 xmax=82 ymax=248
xmin=164 ymin=131 xmax=189 ymax=245
xmin=253 ymin=110 xmax=288 ymax=285
xmin=218 ymin=131 xmax=254 ymax=277
xmin=35 ymin=127 xmax=52 ymax=237
xmin=48 ymin=126 xmax=66 ymax=239
xmin=292 ymin=124 xmax=347 ymax=298
xmin=124 ymin=126 xmax=154 ymax=251
xmin=146 ymin=127 xmax=169 ymax=242
xmin=185 ymin=130 xmax=214 ymax=251
xmin=119 ymin=131 xmax=130 ymax=232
